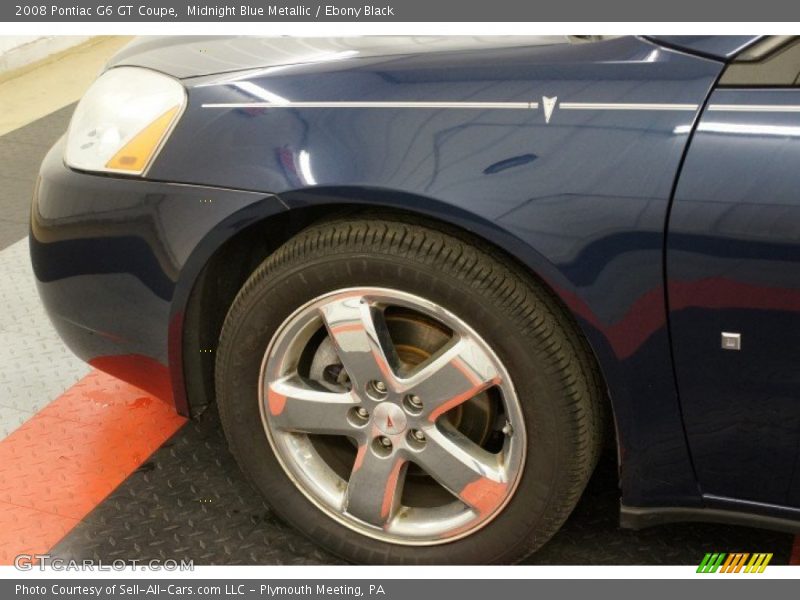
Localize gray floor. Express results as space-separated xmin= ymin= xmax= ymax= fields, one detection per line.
xmin=0 ymin=105 xmax=90 ymax=438
xmin=0 ymin=104 xmax=73 ymax=250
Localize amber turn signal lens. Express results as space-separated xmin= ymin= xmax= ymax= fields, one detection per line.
xmin=105 ymin=106 xmax=180 ymax=173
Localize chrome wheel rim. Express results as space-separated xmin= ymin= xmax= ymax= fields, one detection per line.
xmin=259 ymin=287 xmax=526 ymax=545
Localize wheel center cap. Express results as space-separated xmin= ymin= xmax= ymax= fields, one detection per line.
xmin=373 ymin=402 xmax=407 ymax=435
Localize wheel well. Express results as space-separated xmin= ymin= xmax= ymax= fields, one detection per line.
xmin=181 ymin=203 xmax=615 ymax=456
xmin=181 ymin=204 xmax=348 ymax=416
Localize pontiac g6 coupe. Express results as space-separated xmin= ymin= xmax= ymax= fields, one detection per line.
xmin=31 ymin=35 xmax=800 ymax=563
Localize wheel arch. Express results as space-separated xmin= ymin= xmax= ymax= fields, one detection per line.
xmin=173 ymin=186 xmax=617 ymax=457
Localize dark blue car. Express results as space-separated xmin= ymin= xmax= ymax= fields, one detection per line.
xmin=30 ymin=35 xmax=800 ymax=564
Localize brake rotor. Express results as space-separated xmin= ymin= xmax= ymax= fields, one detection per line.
xmin=308 ymin=308 xmax=495 ymax=446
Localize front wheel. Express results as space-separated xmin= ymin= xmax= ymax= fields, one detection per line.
xmin=216 ymin=216 xmax=605 ymax=564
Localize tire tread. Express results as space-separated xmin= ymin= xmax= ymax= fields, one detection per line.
xmin=216 ymin=214 xmax=607 ymax=564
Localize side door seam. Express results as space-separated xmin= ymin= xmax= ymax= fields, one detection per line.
xmin=660 ymin=61 xmax=728 ymax=499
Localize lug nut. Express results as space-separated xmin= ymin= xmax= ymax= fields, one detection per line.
xmin=403 ymin=394 xmax=423 ymax=414
xmin=367 ymin=380 xmax=389 ymax=400
xmin=407 ymin=429 xmax=426 ymax=449
xmin=348 ymin=406 xmax=371 ymax=427
xmin=372 ymin=435 xmax=394 ymax=457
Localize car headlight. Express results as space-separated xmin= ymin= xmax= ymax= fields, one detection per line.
xmin=65 ymin=67 xmax=186 ymax=176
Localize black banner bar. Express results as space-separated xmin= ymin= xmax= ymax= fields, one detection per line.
xmin=5 ymin=579 xmax=800 ymax=600
xmin=3 ymin=0 xmax=800 ymax=22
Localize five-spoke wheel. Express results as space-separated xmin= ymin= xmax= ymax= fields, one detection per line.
xmin=260 ymin=289 xmax=525 ymax=543
xmin=216 ymin=217 xmax=604 ymax=563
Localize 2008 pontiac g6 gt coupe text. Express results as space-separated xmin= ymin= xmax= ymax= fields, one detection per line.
xmin=31 ymin=35 xmax=800 ymax=563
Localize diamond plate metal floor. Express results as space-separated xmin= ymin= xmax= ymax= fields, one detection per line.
xmin=0 ymin=240 xmax=92 ymax=436
xmin=49 ymin=407 xmax=794 ymax=566
xmin=0 ymin=105 xmax=91 ymax=438
xmin=2 ymin=106 xmax=797 ymax=566
xmin=50 ymin=408 xmax=340 ymax=565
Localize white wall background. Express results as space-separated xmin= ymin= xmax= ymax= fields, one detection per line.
xmin=0 ymin=36 xmax=92 ymax=74
xmin=0 ymin=36 xmax=44 ymax=53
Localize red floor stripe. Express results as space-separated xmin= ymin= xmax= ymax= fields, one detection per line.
xmin=0 ymin=370 xmax=186 ymax=565
xmin=790 ymin=535 xmax=800 ymax=566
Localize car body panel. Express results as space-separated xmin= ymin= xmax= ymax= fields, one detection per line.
xmin=33 ymin=35 xmax=800 ymax=527
xmin=30 ymin=140 xmax=286 ymax=410
xmin=108 ymin=35 xmax=571 ymax=79
xmin=147 ymin=35 xmax=723 ymax=507
xmin=668 ymin=88 xmax=800 ymax=513
xmin=646 ymin=36 xmax=763 ymax=60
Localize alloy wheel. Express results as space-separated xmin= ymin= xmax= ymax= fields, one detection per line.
xmin=259 ymin=288 xmax=526 ymax=545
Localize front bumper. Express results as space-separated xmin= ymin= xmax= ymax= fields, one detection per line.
xmin=31 ymin=139 xmax=281 ymax=413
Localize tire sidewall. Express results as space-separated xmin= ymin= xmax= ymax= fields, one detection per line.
xmin=218 ymin=249 xmax=578 ymax=564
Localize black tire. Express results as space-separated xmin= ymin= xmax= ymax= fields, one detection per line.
xmin=215 ymin=215 xmax=606 ymax=564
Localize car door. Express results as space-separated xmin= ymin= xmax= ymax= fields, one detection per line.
xmin=667 ymin=37 xmax=800 ymax=514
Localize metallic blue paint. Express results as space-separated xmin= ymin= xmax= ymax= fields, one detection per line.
xmin=31 ymin=139 xmax=286 ymax=410
xmin=646 ymin=36 xmax=763 ymax=60
xmin=669 ymin=88 xmax=800 ymax=514
xmin=150 ymin=35 xmax=722 ymax=508
xmin=30 ymin=35 xmax=800 ymax=530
